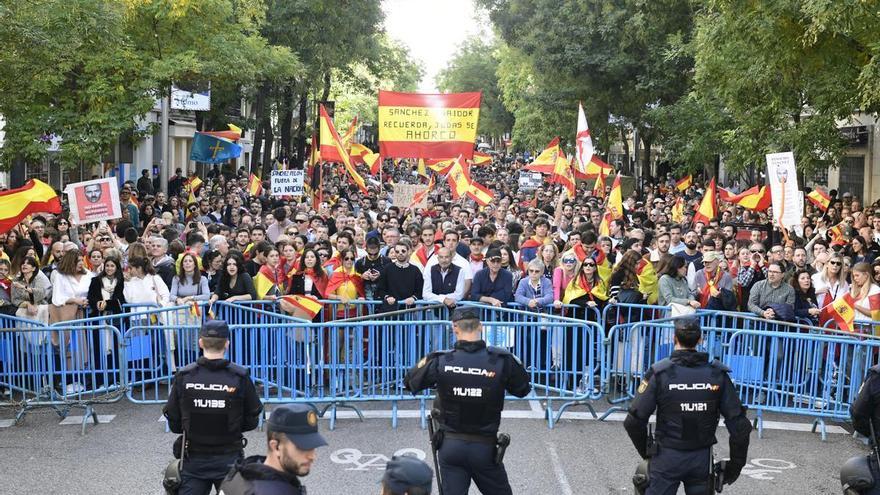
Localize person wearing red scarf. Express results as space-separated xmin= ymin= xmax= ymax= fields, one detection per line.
xmin=693 ymin=251 xmax=734 ymax=309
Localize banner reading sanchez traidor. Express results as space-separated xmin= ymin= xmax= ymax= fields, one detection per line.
xmin=378 ymin=90 xmax=481 ymax=159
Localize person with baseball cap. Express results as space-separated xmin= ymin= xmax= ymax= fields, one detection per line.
xmin=220 ymin=404 xmax=328 ymax=494
xmin=163 ymin=319 xmax=263 ymax=495
xmin=381 ymin=455 xmax=433 ymax=495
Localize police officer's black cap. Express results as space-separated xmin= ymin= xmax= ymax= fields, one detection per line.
xmin=266 ymin=404 xmax=328 ymax=450
xmin=382 ymin=455 xmax=433 ymax=493
xmin=451 ymin=307 xmax=480 ymax=323
xmin=199 ymin=319 xmax=229 ymax=339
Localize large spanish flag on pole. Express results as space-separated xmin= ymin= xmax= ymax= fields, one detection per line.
xmin=807 ymin=187 xmax=831 ymax=211
xmin=607 ymin=174 xmax=624 ymax=220
xmin=693 ymin=178 xmax=717 ymax=224
xmin=378 ymin=91 xmax=481 ymax=159
xmin=524 ymin=137 xmax=562 ymax=174
xmin=0 ymin=179 xmax=61 ymax=234
xmin=445 ymin=155 xmax=472 ymax=200
xmin=319 ymin=104 xmax=368 ymax=193
xmin=718 ymin=185 xmax=771 ymax=211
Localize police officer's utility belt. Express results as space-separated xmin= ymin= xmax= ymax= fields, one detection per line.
xmin=186 ymin=440 xmax=245 ymax=456
xmin=444 ymin=432 xmax=496 ymax=445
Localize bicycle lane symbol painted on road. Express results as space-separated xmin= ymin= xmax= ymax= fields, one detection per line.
xmin=741 ymin=458 xmax=797 ymax=481
xmin=330 ymin=448 xmax=427 ymax=471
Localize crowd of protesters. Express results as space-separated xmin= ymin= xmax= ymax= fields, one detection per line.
xmin=1 ymin=157 xmax=878 ymax=385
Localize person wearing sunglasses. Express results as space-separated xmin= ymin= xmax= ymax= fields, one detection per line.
xmin=812 ymin=253 xmax=849 ymax=309
xmin=469 ymin=248 xmax=513 ymax=308
xmin=376 ymin=241 xmax=423 ymax=312
xmin=325 ymin=248 xmax=364 ymax=319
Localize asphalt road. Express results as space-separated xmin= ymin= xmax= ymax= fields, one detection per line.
xmin=0 ymin=398 xmax=861 ymax=494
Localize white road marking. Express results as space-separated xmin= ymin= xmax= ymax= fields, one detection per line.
xmin=545 ymin=441 xmax=574 ymax=495
xmin=0 ymin=419 xmax=15 ymax=428
xmin=59 ymin=414 xmax=116 ymax=425
xmin=309 ymin=409 xmax=849 ymax=434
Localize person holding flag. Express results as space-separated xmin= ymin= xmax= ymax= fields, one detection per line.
xmin=325 ymin=248 xmax=365 ymax=319
xmin=850 ymin=262 xmax=880 ymax=330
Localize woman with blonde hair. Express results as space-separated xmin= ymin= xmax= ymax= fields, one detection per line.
xmin=812 ymin=252 xmax=849 ymax=308
xmin=850 ymin=262 xmax=880 ymax=328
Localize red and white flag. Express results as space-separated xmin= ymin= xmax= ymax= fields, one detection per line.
xmin=575 ymin=102 xmax=594 ymax=176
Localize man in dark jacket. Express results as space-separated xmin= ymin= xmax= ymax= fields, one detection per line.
xmin=220 ymin=404 xmax=328 ymax=495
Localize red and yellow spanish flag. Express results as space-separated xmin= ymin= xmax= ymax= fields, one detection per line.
xmin=562 ymin=272 xmax=608 ymax=304
xmin=636 ymin=256 xmax=659 ymax=305
xmin=671 ymin=197 xmax=684 ymax=223
xmin=349 ymin=143 xmax=372 ymax=165
xmin=320 ymin=104 xmax=368 ymax=193
xmin=426 ymin=158 xmax=455 ymax=174
xmin=719 ymin=185 xmax=771 ymax=211
xmin=0 ymin=180 xmax=60 ymax=234
xmin=340 ymin=115 xmax=358 ymax=149
xmin=378 ymin=90 xmax=481 ymax=159
xmin=416 ymin=158 xmax=428 ymax=178
xmin=524 ymin=137 xmax=562 ymax=174
xmin=471 ymin=151 xmax=492 ymax=165
xmin=807 ymin=187 xmax=831 ymax=211
xmin=325 ymin=268 xmax=365 ymax=299
xmin=592 ymin=169 xmax=607 ymax=198
xmin=607 ymin=174 xmax=624 ymax=220
xmin=593 ymin=248 xmax=612 ymax=283
xmin=676 ymin=174 xmax=692 ymax=192
xmin=409 ymin=174 xmax=436 ymax=209
xmin=598 ymin=211 xmax=613 ymax=237
xmin=821 ymin=293 xmax=856 ymax=332
xmin=202 ymin=123 xmax=242 ymax=142
xmin=549 ymin=154 xmax=576 ymax=198
xmin=692 ymin=178 xmax=717 ymax=224
xmin=281 ymin=294 xmax=323 ymax=320
xmin=247 ymin=174 xmax=262 ymax=197
xmin=186 ymin=176 xmax=203 ymax=194
xmin=410 ymin=244 xmax=431 ymax=270
xmin=869 ymin=293 xmax=880 ymax=323
xmin=576 ymin=155 xmax=613 ymax=180
xmin=254 ymin=264 xmax=286 ymax=300
xmin=467 ymin=179 xmax=494 ymax=207
xmin=445 ymin=155 xmax=472 ymax=200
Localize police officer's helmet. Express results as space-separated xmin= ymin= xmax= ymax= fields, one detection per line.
xmin=840 ymin=455 xmax=875 ymax=493
xmin=162 ymin=459 xmax=182 ymax=493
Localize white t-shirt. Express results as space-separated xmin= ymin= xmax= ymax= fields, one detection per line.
xmin=854 ymin=284 xmax=880 ymax=323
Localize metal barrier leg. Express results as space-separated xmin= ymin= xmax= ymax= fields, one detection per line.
xmin=419 ymin=399 xmax=427 ymax=430
xmin=318 ymin=402 xmax=365 ymax=431
xmin=753 ymin=410 xmax=764 ymax=439
xmin=79 ymin=404 xmax=98 ymax=436
xmin=811 ymin=417 xmax=828 ymax=442
xmin=598 ymin=405 xmax=626 ymax=421
xmin=554 ymin=399 xmax=598 ymax=425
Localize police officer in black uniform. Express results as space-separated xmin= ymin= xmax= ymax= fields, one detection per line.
xmin=624 ymin=317 xmax=752 ymax=494
xmin=404 ymin=307 xmax=531 ymax=495
xmin=220 ymin=404 xmax=328 ymax=495
xmin=163 ymin=319 xmax=263 ymax=495
xmin=842 ymin=365 xmax=880 ymax=494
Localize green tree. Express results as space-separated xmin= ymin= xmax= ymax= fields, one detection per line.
xmin=479 ymin=0 xmax=695 ymax=172
xmin=684 ymin=0 xmax=878 ymax=176
xmin=436 ymin=37 xmax=514 ymax=143
xmin=0 ymin=0 xmax=299 ymax=170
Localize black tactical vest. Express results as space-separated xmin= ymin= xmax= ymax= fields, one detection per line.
xmin=179 ymin=361 xmax=248 ymax=452
xmin=654 ymin=359 xmax=726 ymax=450
xmin=435 ymin=346 xmax=507 ymax=436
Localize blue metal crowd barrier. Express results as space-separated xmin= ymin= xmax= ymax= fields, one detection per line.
xmin=6 ymin=298 xmax=880 ymax=438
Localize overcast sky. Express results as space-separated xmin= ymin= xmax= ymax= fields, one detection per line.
xmin=383 ymin=0 xmax=491 ymax=92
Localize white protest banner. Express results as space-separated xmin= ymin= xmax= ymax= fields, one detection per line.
xmin=518 ymin=171 xmax=544 ymax=191
xmin=270 ymin=170 xmax=305 ymax=197
xmin=392 ymin=183 xmax=426 ymax=209
xmin=65 ymin=178 xmax=121 ymax=225
xmin=765 ymin=152 xmax=802 ymax=229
